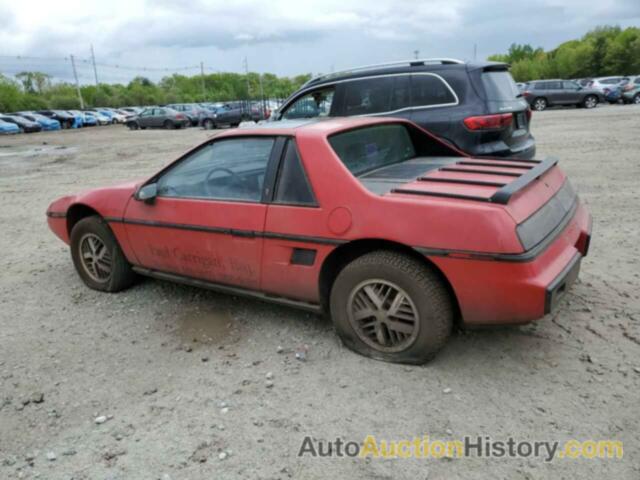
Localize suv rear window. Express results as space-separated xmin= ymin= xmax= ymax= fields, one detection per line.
xmin=328 ymin=124 xmax=415 ymax=176
xmin=481 ymin=71 xmax=520 ymax=101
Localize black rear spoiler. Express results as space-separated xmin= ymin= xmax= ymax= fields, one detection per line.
xmin=391 ymin=156 xmax=558 ymax=205
xmin=490 ymin=156 xmax=558 ymax=204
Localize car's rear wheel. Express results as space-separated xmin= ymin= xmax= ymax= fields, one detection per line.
xmin=70 ymin=216 xmax=136 ymax=292
xmin=634 ymin=94 xmax=640 ymax=104
xmin=532 ymin=97 xmax=547 ymax=111
xmin=127 ymin=122 xmax=139 ymax=130
xmin=203 ymin=119 xmax=215 ymax=130
xmin=164 ymin=120 xmax=174 ymax=130
xmin=583 ymin=95 xmax=598 ymax=109
xmin=231 ymin=122 xmax=240 ymax=128
xmin=330 ymin=251 xmax=453 ymax=364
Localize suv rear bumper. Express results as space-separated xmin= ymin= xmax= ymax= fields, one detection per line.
xmin=428 ymin=201 xmax=591 ymax=325
xmin=475 ymin=136 xmax=536 ymax=160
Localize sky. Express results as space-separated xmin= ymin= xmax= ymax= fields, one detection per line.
xmin=0 ymin=0 xmax=639 ymax=84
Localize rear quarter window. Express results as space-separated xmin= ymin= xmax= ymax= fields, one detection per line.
xmin=328 ymin=124 xmax=416 ymax=176
xmin=410 ymin=74 xmax=457 ymax=106
xmin=481 ymin=71 xmax=520 ymax=101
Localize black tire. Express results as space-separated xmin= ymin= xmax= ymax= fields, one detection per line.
xmin=203 ymin=119 xmax=215 ymax=130
xmin=164 ymin=120 xmax=174 ymax=130
xmin=583 ymin=95 xmax=598 ymax=109
xmin=231 ymin=122 xmax=240 ymax=128
xmin=634 ymin=94 xmax=640 ymax=105
xmin=70 ymin=216 xmax=136 ymax=292
xmin=127 ymin=122 xmax=139 ymax=130
xmin=532 ymin=97 xmax=547 ymax=111
xmin=329 ymin=251 xmax=453 ymax=364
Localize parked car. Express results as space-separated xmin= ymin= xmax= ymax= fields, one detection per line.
xmin=126 ymin=107 xmax=189 ymax=130
xmin=70 ymin=110 xmax=97 ymax=126
xmin=603 ymin=86 xmax=623 ymax=104
xmin=588 ymin=76 xmax=630 ymax=93
xmin=46 ymin=116 xmax=591 ymax=364
xmin=166 ymin=103 xmax=204 ymax=126
xmin=84 ymin=111 xmax=110 ymax=126
xmin=0 ymin=118 xmax=20 ymax=134
xmin=65 ymin=111 xmax=84 ymax=128
xmin=273 ymin=58 xmax=535 ymax=159
xmin=522 ymin=80 xmax=602 ymax=111
xmin=621 ymin=76 xmax=640 ymax=104
xmin=14 ymin=112 xmax=61 ymax=131
xmin=199 ymin=104 xmax=247 ymax=129
xmin=0 ymin=114 xmax=42 ymax=133
xmin=38 ymin=110 xmax=75 ymax=129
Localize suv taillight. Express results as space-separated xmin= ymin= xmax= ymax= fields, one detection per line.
xmin=463 ymin=113 xmax=513 ymax=131
xmin=176 ymin=114 xmax=185 ymax=120
xmin=526 ymin=107 xmax=532 ymax=121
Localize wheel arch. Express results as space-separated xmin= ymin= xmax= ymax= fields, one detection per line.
xmin=66 ymin=203 xmax=101 ymax=236
xmin=318 ymin=238 xmax=461 ymax=322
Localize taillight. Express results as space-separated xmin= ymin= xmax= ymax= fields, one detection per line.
xmin=526 ymin=107 xmax=532 ymax=121
xmin=176 ymin=114 xmax=185 ymax=120
xmin=523 ymin=90 xmax=532 ymax=97
xmin=463 ymin=113 xmax=513 ymax=131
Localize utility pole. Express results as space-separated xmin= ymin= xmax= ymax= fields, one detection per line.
xmin=243 ymin=56 xmax=250 ymax=99
xmin=200 ymin=61 xmax=206 ymax=100
xmin=414 ymin=49 xmax=419 ymax=59
xmin=70 ymin=54 xmax=85 ymax=109
xmin=258 ymin=73 xmax=265 ymax=117
xmin=473 ymin=43 xmax=477 ymax=61
xmin=90 ymin=44 xmax=99 ymax=85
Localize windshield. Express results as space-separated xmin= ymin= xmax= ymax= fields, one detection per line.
xmin=481 ymin=70 xmax=520 ymax=101
xmin=328 ymin=124 xmax=416 ymax=176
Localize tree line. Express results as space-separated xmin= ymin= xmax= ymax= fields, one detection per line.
xmin=0 ymin=70 xmax=311 ymax=112
xmin=488 ymin=25 xmax=640 ymax=82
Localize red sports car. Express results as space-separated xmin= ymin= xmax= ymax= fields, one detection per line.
xmin=47 ymin=117 xmax=591 ymax=364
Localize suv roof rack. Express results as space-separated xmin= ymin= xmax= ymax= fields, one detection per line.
xmin=303 ymin=58 xmax=465 ymax=88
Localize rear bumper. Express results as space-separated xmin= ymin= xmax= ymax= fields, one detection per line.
xmin=429 ymin=201 xmax=591 ymax=325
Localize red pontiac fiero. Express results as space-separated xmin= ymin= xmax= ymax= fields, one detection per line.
xmin=47 ymin=117 xmax=591 ymax=363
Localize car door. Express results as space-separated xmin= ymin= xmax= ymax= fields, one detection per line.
xmin=561 ymin=81 xmax=582 ymax=103
xmin=261 ymin=138 xmax=329 ymax=302
xmin=138 ymin=109 xmax=154 ymax=128
xmin=546 ymin=81 xmax=563 ymax=104
xmin=123 ymin=136 xmax=278 ymax=290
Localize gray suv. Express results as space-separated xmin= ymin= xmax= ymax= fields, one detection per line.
xmin=523 ymin=80 xmax=603 ymax=111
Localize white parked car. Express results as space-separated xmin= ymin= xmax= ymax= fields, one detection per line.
xmin=588 ymin=76 xmax=630 ymax=93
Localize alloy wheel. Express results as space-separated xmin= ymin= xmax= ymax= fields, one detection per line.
xmin=78 ymin=233 xmax=112 ymax=282
xmin=533 ymin=99 xmax=546 ymax=111
xmin=585 ymin=96 xmax=597 ymax=108
xmin=347 ymin=279 xmax=419 ymax=353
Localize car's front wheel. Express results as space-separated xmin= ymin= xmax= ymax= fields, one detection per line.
xmin=70 ymin=216 xmax=136 ymax=292
xmin=127 ymin=122 xmax=139 ymax=130
xmin=532 ymin=97 xmax=547 ymax=111
xmin=583 ymin=95 xmax=598 ymax=109
xmin=203 ymin=119 xmax=215 ymax=130
xmin=330 ymin=251 xmax=453 ymax=364
xmin=634 ymin=93 xmax=640 ymax=104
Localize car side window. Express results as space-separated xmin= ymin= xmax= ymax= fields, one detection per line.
xmin=563 ymin=81 xmax=579 ymax=90
xmin=343 ymin=77 xmax=395 ymax=115
xmin=282 ymin=88 xmax=335 ymax=119
xmin=157 ymin=137 xmax=275 ymax=202
xmin=410 ymin=75 xmax=456 ymax=107
xmin=547 ymin=81 xmax=562 ymax=89
xmin=273 ymin=140 xmax=316 ymax=206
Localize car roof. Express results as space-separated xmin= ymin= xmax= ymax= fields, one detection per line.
xmin=301 ymin=59 xmax=508 ymax=90
xmin=214 ymin=116 xmax=412 ymax=139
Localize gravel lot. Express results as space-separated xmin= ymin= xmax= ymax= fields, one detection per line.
xmin=1 ymin=106 xmax=639 ymax=479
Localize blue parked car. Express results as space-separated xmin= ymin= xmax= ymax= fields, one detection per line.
xmin=0 ymin=119 xmax=20 ymax=134
xmin=603 ymin=86 xmax=623 ymax=104
xmin=91 ymin=109 xmax=116 ymax=124
xmin=66 ymin=111 xmax=84 ymax=128
xmin=14 ymin=112 xmax=61 ymax=131
xmin=72 ymin=110 xmax=97 ymax=126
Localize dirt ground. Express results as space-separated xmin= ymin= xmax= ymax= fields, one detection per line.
xmin=1 ymin=106 xmax=639 ymax=479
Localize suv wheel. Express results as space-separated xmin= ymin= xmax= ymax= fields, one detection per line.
xmin=127 ymin=122 xmax=139 ymax=130
xmin=634 ymin=94 xmax=640 ymax=104
xmin=329 ymin=251 xmax=453 ymax=364
xmin=583 ymin=95 xmax=598 ymax=109
xmin=532 ymin=98 xmax=547 ymax=111
xmin=203 ymin=119 xmax=215 ymax=130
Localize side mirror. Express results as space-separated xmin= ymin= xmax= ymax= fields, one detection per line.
xmin=135 ymin=183 xmax=157 ymax=203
